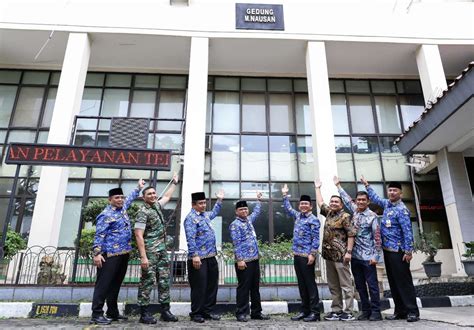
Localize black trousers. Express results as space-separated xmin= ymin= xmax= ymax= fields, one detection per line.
xmin=294 ymin=255 xmax=320 ymax=315
xmin=351 ymin=258 xmax=380 ymax=313
xmin=383 ymin=250 xmax=419 ymax=316
xmin=187 ymin=256 xmax=218 ymax=317
xmin=91 ymin=253 xmax=129 ymax=317
xmin=235 ymin=259 xmax=262 ymax=317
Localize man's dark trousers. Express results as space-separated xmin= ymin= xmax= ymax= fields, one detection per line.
xmin=383 ymin=250 xmax=419 ymax=316
xmin=187 ymin=256 xmax=219 ymax=317
xmin=91 ymin=253 xmax=129 ymax=318
xmin=294 ymin=255 xmax=320 ymax=315
xmin=351 ymin=258 xmax=380 ymax=314
xmin=235 ymin=259 xmax=262 ymax=317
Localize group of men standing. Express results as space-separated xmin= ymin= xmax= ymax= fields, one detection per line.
xmin=89 ymin=173 xmax=420 ymax=324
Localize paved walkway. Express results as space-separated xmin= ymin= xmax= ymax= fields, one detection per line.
xmin=0 ymin=308 xmax=472 ymax=329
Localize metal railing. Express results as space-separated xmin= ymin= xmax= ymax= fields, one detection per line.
xmin=0 ymin=247 xmax=326 ymax=285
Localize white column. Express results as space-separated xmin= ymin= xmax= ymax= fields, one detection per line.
xmin=306 ymin=41 xmax=338 ymax=198
xmin=179 ymin=37 xmax=209 ymax=249
xmin=28 ymin=33 xmax=90 ymax=247
xmin=416 ymin=45 xmax=447 ymax=106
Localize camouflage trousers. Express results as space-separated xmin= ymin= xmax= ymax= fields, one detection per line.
xmin=137 ymin=251 xmax=170 ymax=306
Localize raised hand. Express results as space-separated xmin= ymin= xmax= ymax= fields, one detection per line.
xmin=360 ymin=175 xmax=369 ymax=187
xmin=314 ymin=179 xmax=322 ymax=189
xmin=138 ymin=178 xmax=145 ymax=189
xmin=172 ymin=172 xmax=179 ymax=184
xmin=256 ymin=191 xmax=263 ymax=200
xmin=281 ymin=184 xmax=289 ymax=196
xmin=215 ymin=189 xmax=225 ymax=200
xmin=333 ymin=176 xmax=341 ymax=187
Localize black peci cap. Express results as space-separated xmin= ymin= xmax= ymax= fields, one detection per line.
xmin=191 ymin=192 xmax=206 ymax=201
xmin=109 ymin=187 xmax=124 ymax=197
xmin=235 ymin=200 xmax=248 ymax=209
xmin=387 ymin=182 xmax=402 ymax=190
xmin=300 ymin=195 xmax=312 ymax=202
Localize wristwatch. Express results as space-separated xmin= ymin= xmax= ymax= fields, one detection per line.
xmin=346 ymin=249 xmax=352 ymax=254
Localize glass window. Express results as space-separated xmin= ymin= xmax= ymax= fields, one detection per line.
xmin=268 ymin=79 xmax=292 ymax=92
xmin=400 ymin=95 xmax=425 ymax=130
xmin=206 ymin=92 xmax=212 ymax=133
xmin=295 ymin=94 xmax=312 ymax=134
xmin=349 ymin=95 xmax=375 ymax=134
xmin=269 ymin=94 xmax=294 ymax=133
xmin=22 ymin=71 xmax=49 ymax=85
xmin=241 ymin=182 xmax=269 ymax=199
xmin=374 ymin=96 xmax=401 ymax=134
xmin=241 ymin=135 xmax=268 ymax=180
xmin=100 ymin=89 xmax=130 ymax=118
xmin=154 ymin=133 xmax=182 ymax=151
xmin=37 ymin=131 xmax=49 ymax=143
xmin=157 ymin=90 xmax=185 ymax=130
xmin=396 ymin=80 xmax=422 ymax=94
xmin=294 ymin=79 xmax=308 ymax=92
xmin=0 ymin=71 xmax=21 ymax=84
xmin=85 ymin=73 xmax=105 ymax=87
xmin=80 ymin=88 xmax=102 ymax=120
xmin=11 ymin=87 xmax=44 ymax=127
xmin=335 ymin=137 xmax=355 ymax=181
xmin=297 ymin=136 xmax=314 ymax=181
xmin=269 ymin=136 xmax=298 ymax=181
xmin=41 ymin=88 xmax=57 ymax=127
xmin=329 ymin=80 xmax=345 ymax=93
xmin=352 ymin=136 xmax=382 ymax=181
xmin=74 ymin=132 xmax=96 ymax=146
xmin=130 ymin=91 xmax=156 ymax=118
xmin=134 ymin=75 xmax=159 ymax=88
xmin=241 ymin=78 xmax=266 ymax=91
xmin=105 ymin=74 xmax=132 ymax=87
xmin=66 ymin=181 xmax=86 ymax=196
xmin=212 ymin=135 xmax=239 ymax=180
xmin=212 ymin=182 xmax=240 ymax=199
xmin=346 ymin=80 xmax=370 ymax=93
xmin=0 ymin=86 xmax=17 ymax=127
xmin=242 ymin=93 xmax=266 ymax=132
xmin=89 ymin=180 xmax=120 ymax=196
xmin=270 ymin=182 xmax=298 ymax=199
xmin=50 ymin=72 xmax=61 ymax=85
xmin=58 ymin=199 xmax=82 ymax=247
xmin=214 ymin=77 xmax=239 ymax=91
xmin=273 ymin=199 xmax=294 ymax=240
xmin=92 ymin=168 xmax=121 ymax=179
xmin=331 ymin=94 xmax=349 ymax=134
xmin=371 ymin=80 xmax=395 ymax=94
xmin=248 ymin=201 xmax=269 ymax=242
xmin=213 ymin=92 xmax=239 ymax=133
xmin=379 ymin=137 xmax=410 ymax=181
xmin=160 ymin=75 xmax=186 ymax=89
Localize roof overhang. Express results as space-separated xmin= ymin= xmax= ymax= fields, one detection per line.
xmin=396 ymin=63 xmax=474 ymax=155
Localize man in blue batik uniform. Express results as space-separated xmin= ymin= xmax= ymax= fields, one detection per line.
xmin=360 ymin=176 xmax=419 ymax=323
xmin=90 ymin=179 xmax=144 ymax=325
xmin=334 ymin=176 xmax=383 ymax=321
xmin=282 ymin=184 xmax=321 ymax=322
xmin=184 ymin=190 xmax=224 ymax=323
xmin=229 ymin=192 xmax=270 ymax=322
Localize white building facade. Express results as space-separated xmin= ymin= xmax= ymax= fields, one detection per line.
xmin=0 ymin=0 xmax=473 ymax=276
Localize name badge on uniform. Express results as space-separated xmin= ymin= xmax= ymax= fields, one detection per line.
xmin=385 ymin=220 xmax=391 ymax=228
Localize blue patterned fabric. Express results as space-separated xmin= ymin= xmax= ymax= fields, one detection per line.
xmin=283 ymin=196 xmax=320 ymax=257
xmin=184 ymin=201 xmax=222 ymax=259
xmin=93 ymin=188 xmax=140 ymax=257
xmin=229 ymin=202 xmax=262 ymax=262
xmin=366 ymin=186 xmax=414 ymax=253
xmin=338 ymin=187 xmax=383 ymax=262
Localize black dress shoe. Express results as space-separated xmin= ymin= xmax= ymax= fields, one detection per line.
xmin=291 ymin=312 xmax=308 ymax=321
xmin=191 ymin=316 xmax=205 ymax=323
xmin=407 ymin=314 xmax=420 ymax=322
xmin=385 ymin=314 xmax=407 ymax=320
xmin=161 ymin=310 xmax=178 ymax=322
xmin=358 ymin=311 xmax=371 ymax=320
xmin=107 ymin=314 xmax=128 ymax=321
xmin=236 ymin=314 xmax=248 ymax=322
xmin=303 ymin=312 xmax=320 ymax=322
xmin=251 ymin=313 xmax=270 ymax=320
xmin=369 ymin=312 xmax=382 ymax=321
xmin=203 ymin=313 xmax=221 ymax=320
xmin=90 ymin=315 xmax=111 ymax=325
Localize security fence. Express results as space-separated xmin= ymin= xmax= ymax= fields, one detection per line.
xmin=0 ymin=246 xmax=326 ymax=285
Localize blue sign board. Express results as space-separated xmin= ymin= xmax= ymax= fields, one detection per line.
xmin=236 ymin=3 xmax=284 ymax=30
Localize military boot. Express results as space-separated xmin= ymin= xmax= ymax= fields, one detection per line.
xmin=160 ymin=303 xmax=178 ymax=322
xmin=139 ymin=306 xmax=157 ymax=324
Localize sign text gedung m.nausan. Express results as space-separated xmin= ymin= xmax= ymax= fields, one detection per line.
xmin=236 ymin=3 xmax=284 ymax=30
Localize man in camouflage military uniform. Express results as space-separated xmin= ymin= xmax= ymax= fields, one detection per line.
xmin=134 ymin=173 xmax=179 ymax=324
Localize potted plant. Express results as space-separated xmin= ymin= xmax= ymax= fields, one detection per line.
xmin=1 ymin=227 xmax=27 ymax=280
xmin=414 ymin=231 xmax=443 ymax=277
xmin=461 ymin=241 xmax=474 ymax=277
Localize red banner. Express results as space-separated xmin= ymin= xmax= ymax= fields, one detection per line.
xmin=6 ymin=143 xmax=171 ymax=171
